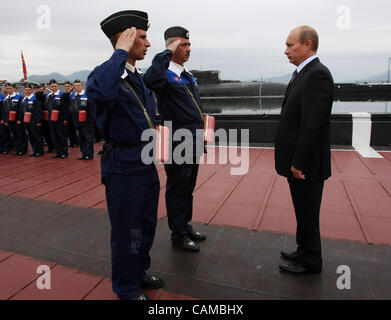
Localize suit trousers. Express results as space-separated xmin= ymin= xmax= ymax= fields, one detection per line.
xmin=288 ymin=178 xmax=324 ymax=269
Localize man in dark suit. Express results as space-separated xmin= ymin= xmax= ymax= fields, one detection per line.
xmin=275 ymin=26 xmax=334 ymax=274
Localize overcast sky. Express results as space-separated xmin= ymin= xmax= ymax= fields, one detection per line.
xmin=1 ymin=0 xmax=390 ymax=82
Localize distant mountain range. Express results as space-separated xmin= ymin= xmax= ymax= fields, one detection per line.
xmin=28 ymin=70 xmax=91 ymax=83
xmin=27 ymin=69 xmax=390 ymax=84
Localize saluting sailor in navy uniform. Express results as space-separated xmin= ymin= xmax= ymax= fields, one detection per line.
xmin=2 ymin=83 xmax=27 ymax=156
xmin=86 ymin=10 xmax=164 ymax=301
xmin=144 ymin=26 xmax=207 ymax=252
xmin=47 ymin=79 xmax=70 ymax=159
xmin=70 ymin=80 xmax=95 ymax=160
xmin=20 ymin=83 xmax=44 ymax=157
xmin=0 ymin=87 xmax=13 ymax=154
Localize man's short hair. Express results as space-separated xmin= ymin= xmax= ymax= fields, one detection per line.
xmin=165 ymin=37 xmax=176 ymax=48
xmin=110 ymin=33 xmax=120 ymax=49
xmin=297 ymin=26 xmax=319 ymax=52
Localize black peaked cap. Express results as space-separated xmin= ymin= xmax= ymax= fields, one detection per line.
xmin=164 ymin=26 xmax=189 ymax=40
xmin=100 ymin=10 xmax=149 ymax=38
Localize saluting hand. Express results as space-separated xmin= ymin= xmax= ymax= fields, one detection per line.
xmin=115 ymin=27 xmax=137 ymax=52
xmin=66 ymin=86 xmax=74 ymax=94
xmin=167 ymin=39 xmax=181 ymax=53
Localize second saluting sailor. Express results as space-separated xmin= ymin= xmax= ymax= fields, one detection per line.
xmin=144 ymin=26 xmax=207 ymax=252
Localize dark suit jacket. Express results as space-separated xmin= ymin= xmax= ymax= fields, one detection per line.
xmin=275 ymin=58 xmax=334 ymax=182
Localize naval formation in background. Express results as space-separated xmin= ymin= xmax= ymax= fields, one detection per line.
xmin=0 ymin=80 xmax=102 ymax=158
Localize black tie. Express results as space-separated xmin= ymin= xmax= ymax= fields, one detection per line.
xmin=291 ymin=70 xmax=298 ymax=82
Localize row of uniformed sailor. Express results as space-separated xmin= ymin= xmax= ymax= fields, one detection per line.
xmin=0 ymin=81 xmax=95 ymax=159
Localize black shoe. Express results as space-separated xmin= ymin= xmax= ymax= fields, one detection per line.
xmin=172 ymin=236 xmax=200 ymax=252
xmin=280 ymin=250 xmax=303 ymax=262
xmin=52 ymin=155 xmax=62 ymax=159
xmin=141 ymin=275 xmax=165 ymax=289
xmin=46 ymin=149 xmax=55 ymax=154
xmin=2 ymin=151 xmax=9 ymax=155
xmin=188 ymin=229 xmax=207 ymax=242
xmin=34 ymin=153 xmax=43 ymax=157
xmin=29 ymin=153 xmax=36 ymax=157
xmin=12 ymin=152 xmax=19 ymax=156
xmin=60 ymin=154 xmax=68 ymax=159
xmin=279 ymin=262 xmax=322 ymax=274
xmin=84 ymin=156 xmax=93 ymax=160
xmin=78 ymin=156 xmax=86 ymax=160
xmin=17 ymin=152 xmax=25 ymax=156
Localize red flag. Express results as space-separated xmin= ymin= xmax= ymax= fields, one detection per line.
xmin=21 ymin=50 xmax=28 ymax=80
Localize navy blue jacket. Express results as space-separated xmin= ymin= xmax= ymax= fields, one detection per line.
xmin=86 ymin=49 xmax=157 ymax=175
xmin=2 ymin=93 xmax=24 ymax=123
xmin=21 ymin=95 xmax=43 ymax=124
xmin=143 ymin=49 xmax=204 ymax=134
xmin=47 ymin=91 xmax=69 ymax=123
xmin=70 ymin=91 xmax=96 ymax=127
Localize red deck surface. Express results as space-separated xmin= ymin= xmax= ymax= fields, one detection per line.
xmin=0 ymin=250 xmax=195 ymax=300
xmin=1 ymin=144 xmax=391 ymax=246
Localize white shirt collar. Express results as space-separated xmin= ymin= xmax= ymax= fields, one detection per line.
xmin=297 ymin=55 xmax=318 ymax=73
xmin=53 ymin=90 xmax=60 ymax=96
xmin=168 ymin=61 xmax=184 ymax=77
xmin=168 ymin=61 xmax=192 ymax=78
xmin=121 ymin=62 xmax=136 ymax=79
xmin=26 ymin=94 xmax=34 ymax=100
xmin=76 ymin=90 xmax=85 ymax=96
xmin=7 ymin=92 xmax=16 ymax=98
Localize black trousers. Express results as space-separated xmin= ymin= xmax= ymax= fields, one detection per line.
xmin=50 ymin=121 xmax=68 ymax=156
xmin=165 ymin=162 xmax=200 ymax=240
xmin=41 ymin=120 xmax=54 ymax=151
xmin=67 ymin=112 xmax=79 ymax=146
xmin=9 ymin=122 xmax=27 ymax=153
xmin=76 ymin=124 xmax=94 ymax=158
xmin=25 ymin=123 xmax=44 ymax=154
xmin=0 ymin=124 xmax=13 ymax=152
xmin=288 ymin=178 xmax=325 ymax=269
